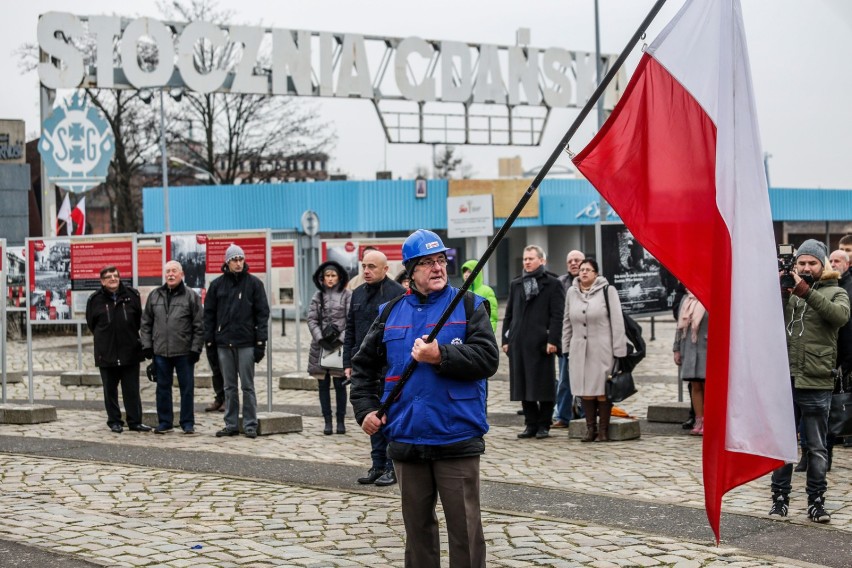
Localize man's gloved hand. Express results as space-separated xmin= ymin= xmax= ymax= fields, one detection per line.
xmin=254 ymin=342 xmax=266 ymax=364
xmin=189 ymin=351 xmax=201 ymax=364
xmin=792 ymin=279 xmax=810 ymax=298
xmin=142 ymin=347 xmax=154 ymax=360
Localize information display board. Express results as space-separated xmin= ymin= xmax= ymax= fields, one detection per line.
xmin=270 ymin=240 xmax=296 ymax=309
xmin=166 ymin=231 xmax=270 ymax=303
xmin=5 ymin=244 xmax=26 ymax=309
xmin=596 ymin=223 xmax=678 ymax=317
xmin=136 ymin=237 xmax=165 ymax=307
xmin=27 ymin=235 xmax=136 ymax=321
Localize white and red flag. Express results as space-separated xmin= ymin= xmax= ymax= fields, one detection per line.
xmin=572 ymin=0 xmax=796 ymax=540
xmin=56 ymin=192 xmax=72 ymax=236
xmin=71 ymin=197 xmax=86 ymax=235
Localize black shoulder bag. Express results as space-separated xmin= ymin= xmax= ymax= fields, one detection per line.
xmin=603 ymin=285 xmax=638 ymax=403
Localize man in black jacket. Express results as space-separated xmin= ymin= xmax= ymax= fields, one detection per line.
xmin=140 ymin=261 xmax=204 ymax=435
xmin=343 ymin=249 xmax=405 ymax=485
xmin=502 ymin=245 xmax=565 ymax=440
xmin=204 ymin=245 xmax=270 ymax=439
xmin=85 ymin=265 xmax=151 ymax=434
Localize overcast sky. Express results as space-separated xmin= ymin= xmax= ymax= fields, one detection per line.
xmin=3 ymin=0 xmax=851 ymax=189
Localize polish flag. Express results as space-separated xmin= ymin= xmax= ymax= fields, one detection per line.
xmin=71 ymin=197 xmax=86 ymax=235
xmin=56 ymin=193 xmax=72 ymax=236
xmin=572 ymin=0 xmax=796 ymax=541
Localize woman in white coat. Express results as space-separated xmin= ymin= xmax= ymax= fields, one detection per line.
xmin=561 ymin=259 xmax=627 ymax=442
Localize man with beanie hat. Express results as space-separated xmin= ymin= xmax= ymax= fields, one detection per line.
xmin=203 ymin=243 xmax=270 ymax=439
xmin=769 ymin=238 xmax=849 ymax=523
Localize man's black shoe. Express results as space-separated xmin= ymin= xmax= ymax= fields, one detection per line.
xmin=129 ymin=424 xmax=152 ymax=432
xmin=205 ymin=400 xmax=224 ymax=412
xmin=516 ymin=409 xmax=525 ymax=415
xmin=244 ymin=428 xmax=258 ymax=439
xmin=357 ymin=467 xmax=385 ymax=484
xmin=374 ymin=470 xmax=397 ymax=486
xmin=681 ymin=417 xmax=695 ymax=430
xmin=215 ymin=428 xmax=239 ymax=437
xmin=109 ymin=424 xmax=123 ymax=434
xmin=517 ymin=425 xmax=538 ymax=439
xmin=154 ymin=427 xmax=174 ymax=435
xmin=183 ymin=428 xmax=195 ymax=435
xmin=536 ymin=427 xmax=551 ymax=439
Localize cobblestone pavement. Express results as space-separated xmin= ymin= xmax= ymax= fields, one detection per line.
xmin=0 ymin=455 xmax=814 ymax=568
xmin=0 ymin=319 xmax=848 ymax=566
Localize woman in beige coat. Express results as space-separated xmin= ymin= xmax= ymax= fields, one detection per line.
xmin=562 ymin=259 xmax=627 ymax=441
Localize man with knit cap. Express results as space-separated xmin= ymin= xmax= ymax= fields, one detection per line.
xmin=770 ymin=238 xmax=849 ymax=523
xmin=204 ymin=244 xmax=270 ymax=439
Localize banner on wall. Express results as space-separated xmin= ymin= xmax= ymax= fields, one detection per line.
xmin=27 ymin=234 xmax=135 ymax=321
xmin=166 ymin=231 xmax=270 ymax=302
xmin=596 ymin=223 xmax=678 ymax=317
xmin=5 ymin=244 xmax=26 ymax=309
xmin=321 ymin=238 xmax=406 ymax=290
xmin=270 ymin=240 xmax=296 ymax=309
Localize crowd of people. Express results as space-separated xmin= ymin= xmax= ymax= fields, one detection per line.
xmin=82 ymin=230 xmax=852 ymax=566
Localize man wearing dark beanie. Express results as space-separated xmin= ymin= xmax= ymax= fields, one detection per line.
xmin=203 ymin=244 xmax=270 ymax=439
xmin=770 ymin=239 xmax=849 ymax=523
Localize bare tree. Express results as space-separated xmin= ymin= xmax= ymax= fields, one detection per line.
xmin=433 ymin=145 xmax=464 ymax=179
xmin=163 ymin=0 xmax=335 ymax=185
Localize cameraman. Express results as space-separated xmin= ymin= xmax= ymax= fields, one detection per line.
xmin=770 ymin=239 xmax=849 ymax=523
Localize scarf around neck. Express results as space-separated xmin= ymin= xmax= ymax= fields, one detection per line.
xmin=522 ymin=265 xmax=545 ymax=300
xmin=677 ymin=292 xmax=706 ymax=343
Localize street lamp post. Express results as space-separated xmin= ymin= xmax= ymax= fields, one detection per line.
xmin=160 ymin=90 xmax=170 ymax=233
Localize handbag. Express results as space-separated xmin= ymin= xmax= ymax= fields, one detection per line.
xmin=320 ymin=345 xmax=344 ymax=372
xmin=828 ymin=391 xmax=852 ymax=438
xmin=606 ymin=358 xmax=637 ymax=403
xmin=317 ymin=293 xmax=342 ymax=351
xmin=602 ymin=285 xmax=638 ymax=403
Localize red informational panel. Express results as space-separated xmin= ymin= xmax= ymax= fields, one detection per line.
xmin=270 ymin=241 xmax=296 ymax=308
xmin=70 ymin=237 xmax=134 ymax=290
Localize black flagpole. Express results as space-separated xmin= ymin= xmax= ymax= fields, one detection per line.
xmin=377 ymin=0 xmax=668 ymax=419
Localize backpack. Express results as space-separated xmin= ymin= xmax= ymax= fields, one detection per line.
xmin=603 ymin=285 xmax=646 ymax=373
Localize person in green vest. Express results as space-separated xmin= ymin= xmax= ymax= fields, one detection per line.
xmin=462 ymin=259 xmax=498 ymax=333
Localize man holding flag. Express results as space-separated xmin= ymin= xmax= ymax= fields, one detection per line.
xmin=570 ymin=0 xmax=798 ymax=540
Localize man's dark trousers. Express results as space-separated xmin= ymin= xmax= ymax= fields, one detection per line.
xmin=153 ymin=354 xmax=195 ymax=431
xmin=771 ymin=388 xmax=832 ymax=500
xmin=99 ymin=364 xmax=143 ymax=428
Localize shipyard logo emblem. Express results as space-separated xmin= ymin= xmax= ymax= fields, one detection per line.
xmin=38 ymin=92 xmax=115 ymax=194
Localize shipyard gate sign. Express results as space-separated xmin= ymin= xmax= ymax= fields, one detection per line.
xmin=37 ymin=12 xmax=623 ymax=146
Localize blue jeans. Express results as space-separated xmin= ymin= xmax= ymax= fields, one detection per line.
xmin=154 ymin=355 xmax=195 ymax=431
xmin=218 ymin=346 xmax=257 ymax=431
xmin=771 ymin=387 xmax=832 ymax=501
xmin=555 ymin=355 xmax=582 ymax=422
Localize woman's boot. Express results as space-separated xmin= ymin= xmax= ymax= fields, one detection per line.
xmin=318 ymin=372 xmax=332 ymax=435
xmin=333 ymin=376 xmax=347 ymax=434
xmin=597 ymin=400 xmax=612 ymax=442
xmin=581 ymin=399 xmax=598 ymax=442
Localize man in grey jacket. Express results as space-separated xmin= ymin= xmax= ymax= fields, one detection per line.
xmin=141 ymin=260 xmax=204 ymax=434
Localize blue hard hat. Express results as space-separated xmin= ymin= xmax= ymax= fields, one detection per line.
xmin=402 ymin=229 xmax=448 ymax=264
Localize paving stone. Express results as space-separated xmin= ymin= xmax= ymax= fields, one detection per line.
xmin=647 ymin=402 xmax=691 ymax=423
xmin=0 ymin=403 xmax=57 ymax=424
xmin=278 ymin=372 xmax=318 ymax=391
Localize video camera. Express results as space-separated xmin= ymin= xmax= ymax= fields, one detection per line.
xmin=778 ymin=243 xmax=796 ymax=288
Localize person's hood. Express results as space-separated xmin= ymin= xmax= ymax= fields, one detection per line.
xmin=461 ymin=259 xmax=484 ymax=289
xmin=818 ymin=269 xmax=841 ymax=282
xmin=312 ymin=260 xmax=350 ymax=291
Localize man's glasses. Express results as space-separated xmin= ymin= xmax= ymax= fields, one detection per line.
xmin=417 ymin=257 xmax=448 ymax=269
xmin=578 ymin=268 xmax=596 ymax=273
xmin=100 ymin=274 xmax=120 ymax=280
